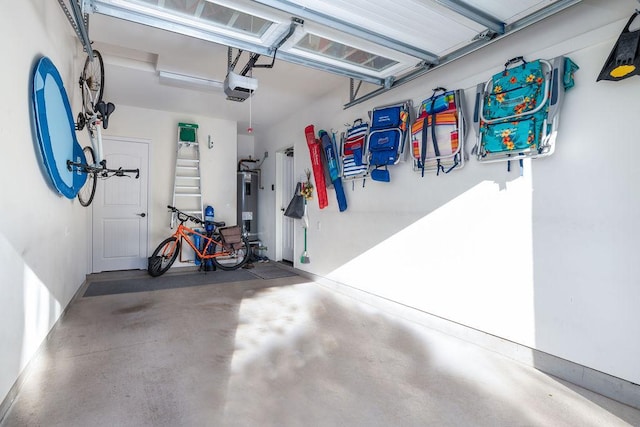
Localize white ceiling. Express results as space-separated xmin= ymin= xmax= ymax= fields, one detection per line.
xmin=75 ymin=0 xmax=581 ymax=135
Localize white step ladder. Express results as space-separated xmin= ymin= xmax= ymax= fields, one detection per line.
xmin=171 ymin=123 xmax=203 ymax=228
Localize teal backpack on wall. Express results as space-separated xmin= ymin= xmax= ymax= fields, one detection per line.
xmin=473 ymin=56 xmax=578 ymax=166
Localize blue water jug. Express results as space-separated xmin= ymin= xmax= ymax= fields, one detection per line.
xmin=192 ymin=230 xmax=201 ymax=266
xmin=204 ymin=205 xmax=215 ymax=233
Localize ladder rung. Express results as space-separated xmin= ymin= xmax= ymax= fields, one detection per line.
xmin=177 ymin=166 xmax=199 ymax=170
xmin=175 ymin=193 xmax=202 ymax=197
xmin=177 ymin=158 xmax=200 ymax=163
xmin=176 ymin=185 xmax=200 ymax=190
xmin=176 ymin=176 xmax=200 ymax=179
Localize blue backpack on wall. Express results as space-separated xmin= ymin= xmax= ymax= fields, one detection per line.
xmin=366 ymin=100 xmax=412 ymax=182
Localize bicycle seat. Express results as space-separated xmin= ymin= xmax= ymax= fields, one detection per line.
xmin=95 ymin=101 xmax=116 ymax=129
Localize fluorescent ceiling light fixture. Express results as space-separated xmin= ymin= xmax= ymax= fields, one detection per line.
xmin=158 ymin=70 xmax=224 ymax=91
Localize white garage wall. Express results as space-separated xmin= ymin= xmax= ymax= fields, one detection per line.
xmin=0 ymin=0 xmax=88 ymax=406
xmin=257 ymin=0 xmax=640 ymax=385
xmin=237 ymin=134 xmax=256 ymax=161
xmin=103 ymin=105 xmax=238 ymax=250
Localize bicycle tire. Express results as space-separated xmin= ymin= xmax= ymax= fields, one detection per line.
xmin=212 ymin=235 xmax=250 ymax=271
xmin=148 ymin=237 xmax=180 ymax=277
xmin=77 ymin=146 xmax=97 ymax=207
xmin=81 ymin=50 xmax=104 ymax=115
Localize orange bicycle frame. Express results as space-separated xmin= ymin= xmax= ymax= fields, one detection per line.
xmin=173 ymin=223 xmax=229 ymax=262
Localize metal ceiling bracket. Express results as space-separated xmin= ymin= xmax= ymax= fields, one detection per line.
xmin=268 ymin=17 xmax=303 ymax=54
xmin=57 ymin=0 xmax=94 ymax=56
xmin=240 ymin=53 xmax=274 ymax=74
xmin=228 ymin=48 xmax=271 ymax=76
xmin=252 ymin=0 xmax=439 ymax=63
xmin=81 ymin=0 xmax=97 ymax=14
xmin=349 ymin=78 xmax=363 ymax=103
xmin=58 ymin=0 xmax=82 ymax=41
xmin=473 ymin=29 xmax=498 ymax=42
xmin=435 ymin=0 xmax=505 ymax=35
xmin=228 ymin=47 xmax=243 ymax=73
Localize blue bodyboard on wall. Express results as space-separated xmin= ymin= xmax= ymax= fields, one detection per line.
xmin=31 ymin=56 xmax=87 ymax=199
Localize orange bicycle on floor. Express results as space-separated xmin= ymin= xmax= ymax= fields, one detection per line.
xmin=148 ymin=206 xmax=250 ymax=277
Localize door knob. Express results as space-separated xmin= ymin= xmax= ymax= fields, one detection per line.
xmin=137 ymin=213 xmax=146 ymax=217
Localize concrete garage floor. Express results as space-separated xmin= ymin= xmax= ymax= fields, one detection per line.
xmin=2 ymin=265 xmax=640 ymax=427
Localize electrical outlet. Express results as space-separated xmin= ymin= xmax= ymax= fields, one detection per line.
xmin=317 ymin=221 xmax=321 ymax=231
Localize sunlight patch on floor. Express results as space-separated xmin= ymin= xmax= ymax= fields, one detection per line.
xmin=229 ymin=282 xmax=323 ymax=375
xmin=21 ymin=264 xmax=61 ymax=369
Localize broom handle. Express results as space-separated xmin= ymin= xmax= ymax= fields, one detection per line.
xmin=304 ymin=227 xmax=307 ymax=250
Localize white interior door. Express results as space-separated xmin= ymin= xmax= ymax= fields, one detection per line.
xmin=92 ymin=136 xmax=149 ymax=272
xmin=281 ymin=150 xmax=295 ymax=262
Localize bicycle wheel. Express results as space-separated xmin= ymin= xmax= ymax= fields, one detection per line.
xmin=212 ymin=235 xmax=250 ymax=271
xmin=148 ymin=237 xmax=181 ymax=277
xmin=77 ymin=146 xmax=97 ymax=207
xmin=81 ymin=50 xmax=104 ymax=114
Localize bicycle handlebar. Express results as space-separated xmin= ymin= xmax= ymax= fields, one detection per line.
xmin=105 ymin=167 xmax=139 ymax=179
xmin=167 ymin=205 xmax=203 ymax=225
xmin=167 ymin=205 xmax=227 ymax=228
